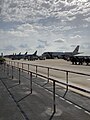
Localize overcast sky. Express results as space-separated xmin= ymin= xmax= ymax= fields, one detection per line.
xmin=0 ymin=0 xmax=90 ymax=55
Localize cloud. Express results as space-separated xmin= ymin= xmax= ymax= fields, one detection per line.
xmin=1 ymin=0 xmax=90 ymax=24
xmin=85 ymin=17 xmax=90 ymax=22
xmin=81 ymin=43 xmax=90 ymax=53
xmin=19 ymin=44 xmax=28 ymax=48
xmin=38 ymin=39 xmax=48 ymax=46
xmin=70 ymin=35 xmax=81 ymax=39
xmin=54 ymin=39 xmax=65 ymax=43
xmin=0 ymin=0 xmax=90 ymax=55
xmin=2 ymin=45 xmax=16 ymax=51
xmin=0 ymin=23 xmax=38 ymax=38
xmin=6 ymin=23 xmax=37 ymax=37
xmin=36 ymin=44 xmax=45 ymax=49
xmin=17 ymin=23 xmax=35 ymax=32
xmin=0 ymin=0 xmax=89 ymax=36
xmin=8 ymin=30 xmax=29 ymax=37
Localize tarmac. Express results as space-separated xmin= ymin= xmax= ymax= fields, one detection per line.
xmin=0 ymin=63 xmax=90 ymax=120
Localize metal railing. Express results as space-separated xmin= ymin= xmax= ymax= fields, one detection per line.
xmin=6 ymin=60 xmax=90 ymax=94
xmin=3 ymin=60 xmax=90 ymax=114
xmin=3 ymin=62 xmax=56 ymax=114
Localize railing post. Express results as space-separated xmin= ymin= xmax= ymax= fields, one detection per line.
xmin=4 ymin=63 xmax=5 ymax=73
xmin=14 ymin=61 xmax=15 ymax=67
xmin=19 ymin=68 xmax=21 ymax=84
xmin=66 ymin=71 xmax=69 ymax=91
xmin=11 ymin=61 xmax=12 ymax=66
xmin=7 ymin=64 xmax=9 ymax=76
xmin=36 ymin=65 xmax=37 ymax=77
xmin=17 ymin=62 xmax=19 ymax=68
xmin=63 ymin=71 xmax=69 ymax=97
xmin=8 ymin=61 xmax=11 ymax=65
xmin=18 ymin=62 xmax=19 ymax=68
xmin=48 ymin=67 xmax=49 ymax=82
xmin=22 ymin=63 xmax=23 ymax=72
xmin=28 ymin=64 xmax=29 ymax=74
xmin=30 ymin=72 xmax=32 ymax=93
xmin=8 ymin=64 xmax=10 ymax=75
xmin=53 ymin=80 xmax=56 ymax=113
xmin=9 ymin=61 xmax=10 ymax=66
xmin=12 ymin=66 xmax=13 ymax=79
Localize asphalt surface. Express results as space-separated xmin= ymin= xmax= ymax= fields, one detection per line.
xmin=0 ymin=64 xmax=90 ymax=120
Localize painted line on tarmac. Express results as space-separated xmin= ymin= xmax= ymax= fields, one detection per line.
xmin=74 ymin=105 xmax=82 ymax=110
xmin=74 ymin=105 xmax=90 ymax=115
xmin=59 ymin=97 xmax=65 ymax=101
xmin=65 ymin=100 xmax=73 ymax=105
xmin=85 ymin=111 xmax=90 ymax=115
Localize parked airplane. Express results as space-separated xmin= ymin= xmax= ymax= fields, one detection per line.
xmin=24 ymin=51 xmax=38 ymax=60
xmin=69 ymin=53 xmax=90 ymax=65
xmin=42 ymin=45 xmax=80 ymax=59
xmin=4 ymin=52 xmax=28 ymax=60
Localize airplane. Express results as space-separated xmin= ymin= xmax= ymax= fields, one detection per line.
xmin=24 ymin=51 xmax=38 ymax=60
xmin=70 ymin=53 xmax=90 ymax=65
xmin=4 ymin=52 xmax=28 ymax=60
xmin=42 ymin=45 xmax=81 ymax=60
xmin=12 ymin=52 xmax=28 ymax=60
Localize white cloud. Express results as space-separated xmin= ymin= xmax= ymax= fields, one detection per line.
xmin=4 ymin=45 xmax=16 ymax=51
xmin=19 ymin=44 xmax=28 ymax=48
xmin=38 ymin=39 xmax=48 ymax=46
xmin=0 ymin=0 xmax=90 ymax=55
xmin=1 ymin=0 xmax=90 ymax=23
xmin=54 ymin=39 xmax=65 ymax=43
xmin=7 ymin=30 xmax=29 ymax=37
xmin=0 ymin=0 xmax=90 ymax=35
xmin=85 ymin=17 xmax=90 ymax=22
xmin=70 ymin=35 xmax=81 ymax=39
xmin=67 ymin=16 xmax=76 ymax=21
xmin=17 ymin=23 xmax=35 ymax=32
xmin=0 ymin=23 xmax=38 ymax=38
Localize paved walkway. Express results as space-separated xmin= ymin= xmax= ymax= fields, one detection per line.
xmin=0 ymin=64 xmax=90 ymax=120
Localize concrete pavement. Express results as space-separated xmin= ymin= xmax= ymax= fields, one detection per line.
xmin=0 ymin=64 xmax=90 ymax=120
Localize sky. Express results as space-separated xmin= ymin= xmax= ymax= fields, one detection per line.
xmin=0 ymin=0 xmax=90 ymax=55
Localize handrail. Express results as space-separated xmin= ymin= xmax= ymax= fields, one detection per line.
xmin=6 ymin=61 xmax=90 ymax=94
xmin=6 ymin=60 xmax=90 ymax=76
xmin=5 ymin=60 xmax=90 ymax=98
xmin=2 ymin=61 xmax=90 ymax=114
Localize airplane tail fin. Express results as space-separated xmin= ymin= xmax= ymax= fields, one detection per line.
xmin=25 ymin=52 xmax=28 ymax=55
xmin=33 ymin=51 xmax=37 ymax=56
xmin=73 ymin=45 xmax=79 ymax=54
xmin=19 ymin=52 xmax=21 ymax=55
